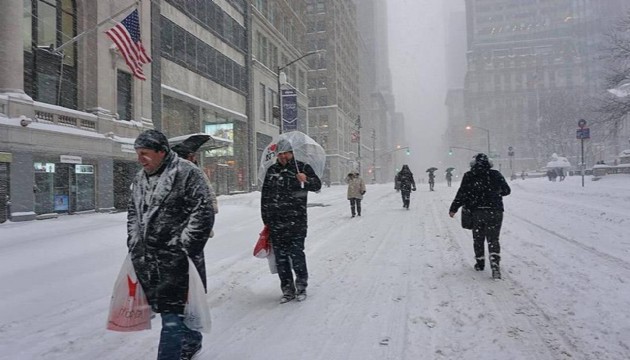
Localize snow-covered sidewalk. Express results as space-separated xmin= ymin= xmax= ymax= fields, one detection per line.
xmin=1 ymin=175 xmax=629 ymax=359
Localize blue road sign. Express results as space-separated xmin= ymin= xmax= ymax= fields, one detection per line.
xmin=576 ymin=128 xmax=590 ymax=139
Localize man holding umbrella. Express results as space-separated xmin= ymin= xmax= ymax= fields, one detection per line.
xmin=261 ymin=137 xmax=322 ymax=303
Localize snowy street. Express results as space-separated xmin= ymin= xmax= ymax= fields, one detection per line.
xmin=1 ymin=176 xmax=629 ymax=360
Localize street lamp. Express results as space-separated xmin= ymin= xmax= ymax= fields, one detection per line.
xmin=276 ymin=50 xmax=324 ymax=133
xmin=465 ymin=125 xmax=491 ymax=155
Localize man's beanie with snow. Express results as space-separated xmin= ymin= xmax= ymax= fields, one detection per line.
xmin=134 ymin=129 xmax=170 ymax=153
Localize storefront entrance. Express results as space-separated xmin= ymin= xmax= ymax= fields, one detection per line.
xmin=33 ymin=162 xmax=95 ymax=214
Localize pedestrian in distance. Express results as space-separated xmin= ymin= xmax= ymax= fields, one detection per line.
xmin=261 ymin=139 xmax=322 ymax=303
xmin=395 ymin=165 xmax=416 ymax=209
xmin=448 ymin=153 xmax=511 ymax=279
xmin=127 ymin=130 xmax=214 ymax=360
xmin=345 ymin=170 xmax=366 ymax=218
xmin=445 ymin=171 xmax=453 ymax=187
xmin=428 ymin=171 xmax=436 ymax=191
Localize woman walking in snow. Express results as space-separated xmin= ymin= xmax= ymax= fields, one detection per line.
xmin=395 ymin=165 xmax=416 ymax=209
xmin=345 ymin=170 xmax=366 ymax=217
xmin=448 ymin=153 xmax=510 ymax=279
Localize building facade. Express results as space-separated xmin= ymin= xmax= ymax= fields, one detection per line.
xmin=249 ymin=0 xmax=310 ymax=188
xmin=354 ymin=0 xmax=401 ymax=183
xmin=305 ymin=0 xmax=360 ymax=184
xmin=0 ymin=0 xmax=249 ymax=222
xmin=461 ymin=0 xmax=630 ymax=173
xmin=159 ymin=0 xmax=249 ymax=195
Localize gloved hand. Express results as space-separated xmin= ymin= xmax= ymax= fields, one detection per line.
xmin=412 ymin=187 xmax=417 ymax=191
xmin=361 ymin=190 xmax=366 ymax=195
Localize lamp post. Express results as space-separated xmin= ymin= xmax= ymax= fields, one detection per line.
xmin=277 ymin=50 xmax=323 ymax=133
xmin=465 ymin=125 xmax=491 ymax=156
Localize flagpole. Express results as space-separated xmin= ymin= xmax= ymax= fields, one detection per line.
xmin=54 ymin=0 xmax=140 ymax=53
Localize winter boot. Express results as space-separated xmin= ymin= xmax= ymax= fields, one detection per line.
xmin=490 ymin=255 xmax=501 ymax=279
xmin=491 ymin=266 xmax=501 ymax=280
xmin=474 ymin=258 xmax=485 ymax=271
xmin=181 ymin=343 xmax=203 ymax=360
xmin=280 ymin=292 xmax=296 ymax=304
xmin=296 ymin=289 xmax=307 ymax=302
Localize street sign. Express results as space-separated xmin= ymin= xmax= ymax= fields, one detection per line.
xmin=576 ymin=128 xmax=590 ymax=139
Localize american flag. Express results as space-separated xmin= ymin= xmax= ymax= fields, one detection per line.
xmin=105 ymin=9 xmax=151 ymax=80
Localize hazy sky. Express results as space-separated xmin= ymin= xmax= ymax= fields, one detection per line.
xmin=387 ymin=0 xmax=463 ymax=176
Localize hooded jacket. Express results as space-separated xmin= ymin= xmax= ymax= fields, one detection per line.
xmin=395 ymin=165 xmax=416 ymax=192
xmin=449 ymin=155 xmax=511 ymax=213
xmin=127 ymin=151 xmax=214 ymax=314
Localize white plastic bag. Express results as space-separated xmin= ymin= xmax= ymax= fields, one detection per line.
xmin=183 ymin=258 xmax=212 ymax=333
xmin=267 ymin=247 xmax=278 ymax=274
xmin=106 ymin=254 xmax=152 ymax=332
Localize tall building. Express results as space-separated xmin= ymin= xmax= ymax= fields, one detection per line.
xmin=305 ymin=0 xmax=360 ymax=184
xmin=354 ymin=0 xmax=401 ymax=183
xmin=461 ymin=0 xmax=629 ymax=172
xmin=0 ymin=0 xmax=249 ymax=222
xmin=249 ymin=0 xmax=309 ymax=187
xmin=443 ymin=7 xmax=469 ymax=170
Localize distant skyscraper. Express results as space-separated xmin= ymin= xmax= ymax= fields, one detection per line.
xmin=461 ymin=0 xmax=629 ymax=169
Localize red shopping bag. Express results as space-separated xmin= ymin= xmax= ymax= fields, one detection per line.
xmin=106 ymin=254 xmax=152 ymax=332
xmin=253 ymin=225 xmax=271 ymax=258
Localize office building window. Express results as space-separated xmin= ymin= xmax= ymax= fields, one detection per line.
xmin=117 ymin=70 xmax=133 ymax=120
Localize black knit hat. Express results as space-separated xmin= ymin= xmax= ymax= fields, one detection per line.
xmin=134 ymin=129 xmax=170 ymax=153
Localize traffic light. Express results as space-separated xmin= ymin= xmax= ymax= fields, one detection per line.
xmin=448 ymin=148 xmax=453 ymax=156
xmin=406 ymin=148 xmax=410 ymax=155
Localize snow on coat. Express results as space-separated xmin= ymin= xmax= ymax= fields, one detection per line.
xmin=261 ymin=159 xmax=322 ymax=240
xmin=395 ymin=165 xmax=416 ymax=192
xmin=449 ymin=157 xmax=511 ymax=213
xmin=127 ymin=151 xmax=214 ymax=314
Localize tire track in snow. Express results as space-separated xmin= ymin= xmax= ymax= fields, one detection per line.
xmin=423 ymin=194 xmax=579 ymax=360
xmin=509 ymin=212 xmax=630 ymax=272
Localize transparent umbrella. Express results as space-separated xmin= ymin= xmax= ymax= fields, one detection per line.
xmin=258 ymin=131 xmax=326 ymax=185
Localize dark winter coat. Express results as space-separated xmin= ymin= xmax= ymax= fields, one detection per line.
xmin=127 ymin=151 xmax=214 ymax=314
xmin=395 ymin=165 xmax=416 ymax=192
xmin=449 ymin=160 xmax=511 ymax=214
xmin=261 ymin=159 xmax=322 ymax=240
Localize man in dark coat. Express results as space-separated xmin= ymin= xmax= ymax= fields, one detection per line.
xmin=261 ymin=139 xmax=322 ymax=303
xmin=448 ymin=153 xmax=510 ymax=279
xmin=395 ymin=165 xmax=416 ymax=209
xmin=127 ymin=129 xmax=214 ymax=360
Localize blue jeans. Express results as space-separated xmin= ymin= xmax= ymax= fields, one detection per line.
xmin=157 ymin=313 xmax=202 ymax=360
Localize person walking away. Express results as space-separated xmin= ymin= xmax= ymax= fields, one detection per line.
xmin=261 ymin=139 xmax=322 ymax=303
xmin=445 ymin=171 xmax=452 ymax=187
xmin=172 ymin=143 xmax=219 ymax=237
xmin=127 ymin=130 xmax=214 ymax=360
xmin=448 ymin=153 xmax=510 ymax=279
xmin=428 ymin=171 xmax=435 ymax=191
xmin=345 ymin=170 xmax=366 ymax=217
xmin=395 ymin=165 xmax=416 ymax=209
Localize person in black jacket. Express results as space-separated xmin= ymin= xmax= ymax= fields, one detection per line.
xmin=395 ymin=165 xmax=416 ymax=209
xmin=261 ymin=139 xmax=322 ymax=303
xmin=128 ymin=130 xmax=214 ymax=360
xmin=448 ymin=153 xmax=510 ymax=279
